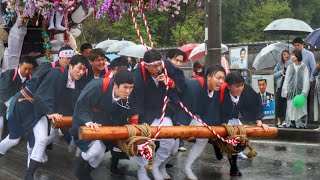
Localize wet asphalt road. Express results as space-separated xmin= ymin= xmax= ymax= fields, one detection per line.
xmin=0 ymin=136 xmax=319 ymax=180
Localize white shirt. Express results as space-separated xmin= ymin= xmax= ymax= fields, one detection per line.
xmin=152 ymin=76 xmax=159 ymax=87
xmin=293 ymin=63 xmax=300 ymax=72
xmin=18 ymin=68 xmax=27 ymax=83
xmin=66 ymin=72 xmax=75 ymax=89
xmin=112 ymin=89 xmax=121 ymax=102
xmin=207 ymin=90 xmax=214 ymax=98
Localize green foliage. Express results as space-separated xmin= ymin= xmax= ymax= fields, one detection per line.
xmin=78 ymin=11 xmax=167 ymax=47
xmin=234 ymin=0 xmax=291 ymax=42
xmin=170 ymin=8 xmax=205 ymax=46
xmin=291 ymin=0 xmax=320 ymax=28
xmin=79 ymin=0 xmax=319 ymax=47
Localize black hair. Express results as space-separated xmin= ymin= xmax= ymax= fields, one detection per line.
xmin=69 ymin=55 xmax=89 ymax=68
xmin=114 ymin=69 xmax=135 ymax=86
xmin=19 ymin=55 xmax=38 ymax=68
xmin=205 ymin=64 xmax=226 ymax=78
xmin=225 ymin=72 xmax=244 ymax=85
xmin=258 ymin=79 xmax=267 ymax=84
xmin=193 ymin=62 xmax=203 ymax=70
xmin=88 ymin=48 xmax=106 ymax=61
xmin=292 ymin=37 xmax=304 ymax=45
xmin=143 ymin=49 xmax=162 ymax=63
xmin=240 ymin=48 xmax=246 ymax=54
xmin=80 ymin=43 xmax=93 ymax=53
xmin=59 ymin=46 xmax=73 ymax=52
xmin=292 ymin=50 xmax=303 ymax=62
xmin=166 ymin=49 xmax=187 ymax=61
xmin=110 ymin=56 xmax=129 ymax=69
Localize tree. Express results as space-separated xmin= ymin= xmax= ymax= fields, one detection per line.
xmin=78 ymin=10 xmax=167 ymax=47
xmin=291 ymin=0 xmax=320 ymax=29
xmin=170 ymin=8 xmax=205 ymax=46
xmin=233 ymin=0 xmax=291 ymax=42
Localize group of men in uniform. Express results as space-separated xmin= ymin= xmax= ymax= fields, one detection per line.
xmin=0 ymin=46 xmax=269 ymax=180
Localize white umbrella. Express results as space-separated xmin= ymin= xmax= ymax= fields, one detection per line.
xmin=95 ymin=39 xmax=119 ymax=51
xmin=189 ymin=43 xmax=228 ymax=61
xmin=118 ymin=45 xmax=151 ymax=58
xmin=264 ymin=18 xmax=313 ymax=35
xmin=252 ymin=42 xmax=294 ymax=70
xmin=106 ymin=40 xmax=136 ymax=53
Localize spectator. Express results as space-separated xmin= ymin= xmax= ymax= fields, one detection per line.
xmin=192 ymin=62 xmax=205 ymax=78
xmin=281 ymin=50 xmax=309 ymax=128
xmin=313 ymin=61 xmax=320 ymax=131
xmin=292 ymin=37 xmax=316 ymax=122
xmin=274 ymin=50 xmax=292 ymax=127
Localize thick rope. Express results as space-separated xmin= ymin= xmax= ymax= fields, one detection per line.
xmin=216 ymin=124 xmax=257 ymax=158
xmin=116 ymin=123 xmax=156 ymax=170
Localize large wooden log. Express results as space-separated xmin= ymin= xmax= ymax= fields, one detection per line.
xmin=52 ymin=116 xmax=72 ymax=128
xmin=78 ymin=126 xmax=278 ymax=140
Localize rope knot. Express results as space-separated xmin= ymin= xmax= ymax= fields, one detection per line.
xmin=116 ymin=123 xmax=156 ymax=170
xmin=216 ymin=124 xmax=257 ymax=158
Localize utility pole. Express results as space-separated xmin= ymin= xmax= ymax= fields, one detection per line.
xmin=205 ymin=0 xmax=221 ymax=69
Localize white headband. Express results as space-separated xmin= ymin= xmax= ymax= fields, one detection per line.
xmin=59 ymin=50 xmax=75 ymax=58
xmin=142 ymin=60 xmax=162 ymax=66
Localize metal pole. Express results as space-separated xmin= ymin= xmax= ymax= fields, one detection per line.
xmin=205 ymin=0 xmax=221 ymax=70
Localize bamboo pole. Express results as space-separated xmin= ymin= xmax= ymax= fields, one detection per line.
xmin=78 ymin=126 xmax=278 ymax=140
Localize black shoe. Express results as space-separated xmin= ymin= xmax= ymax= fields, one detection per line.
xmin=46 ymin=143 xmax=53 ymax=150
xmin=24 ymin=159 xmax=41 ymax=180
xmin=73 ymin=156 xmax=94 ymax=180
xmin=109 ymin=150 xmax=128 ymax=176
xmin=111 ymin=150 xmax=130 ymax=160
xmin=165 ymin=163 xmax=173 ymax=168
xmin=228 ymin=155 xmax=242 ymax=177
xmin=213 ymin=143 xmax=223 ymax=160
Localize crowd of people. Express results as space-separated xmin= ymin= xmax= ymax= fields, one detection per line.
xmin=0 ymin=42 xmax=272 ymax=180
xmin=274 ymin=37 xmax=319 ymax=129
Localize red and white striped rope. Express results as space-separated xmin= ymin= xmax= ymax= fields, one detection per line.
xmin=177 ymin=101 xmax=240 ymax=146
xmin=130 ymin=3 xmax=150 ymax=51
xmin=130 ymin=3 xmax=147 ymax=50
xmin=138 ymin=0 xmax=154 ymax=49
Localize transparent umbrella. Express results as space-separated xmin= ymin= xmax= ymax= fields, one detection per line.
xmin=118 ymin=44 xmax=151 ymax=58
xmin=106 ymin=40 xmax=136 ymax=53
xmin=264 ymin=18 xmax=313 ymax=35
xmin=252 ymin=42 xmax=294 ymax=70
xmin=95 ymin=39 xmax=119 ymax=51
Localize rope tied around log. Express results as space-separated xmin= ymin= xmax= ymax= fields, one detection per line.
xmin=216 ymin=124 xmax=257 ymax=158
xmin=116 ymin=123 xmax=156 ymax=170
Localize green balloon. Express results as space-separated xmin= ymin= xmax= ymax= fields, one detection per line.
xmin=293 ymin=94 xmax=306 ymax=108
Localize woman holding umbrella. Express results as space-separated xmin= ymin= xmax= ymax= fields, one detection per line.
xmin=274 ymin=50 xmax=292 ymax=127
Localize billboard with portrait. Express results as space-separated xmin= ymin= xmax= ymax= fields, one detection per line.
xmin=251 ymin=75 xmax=275 ymax=119
xmin=229 ymin=46 xmax=248 ymax=69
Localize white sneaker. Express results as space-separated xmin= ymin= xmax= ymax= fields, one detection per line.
xmin=237 ymin=152 xmax=248 ymax=159
xmin=314 ymin=127 xmax=320 ymax=131
xmin=178 ymin=147 xmax=187 ymax=152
